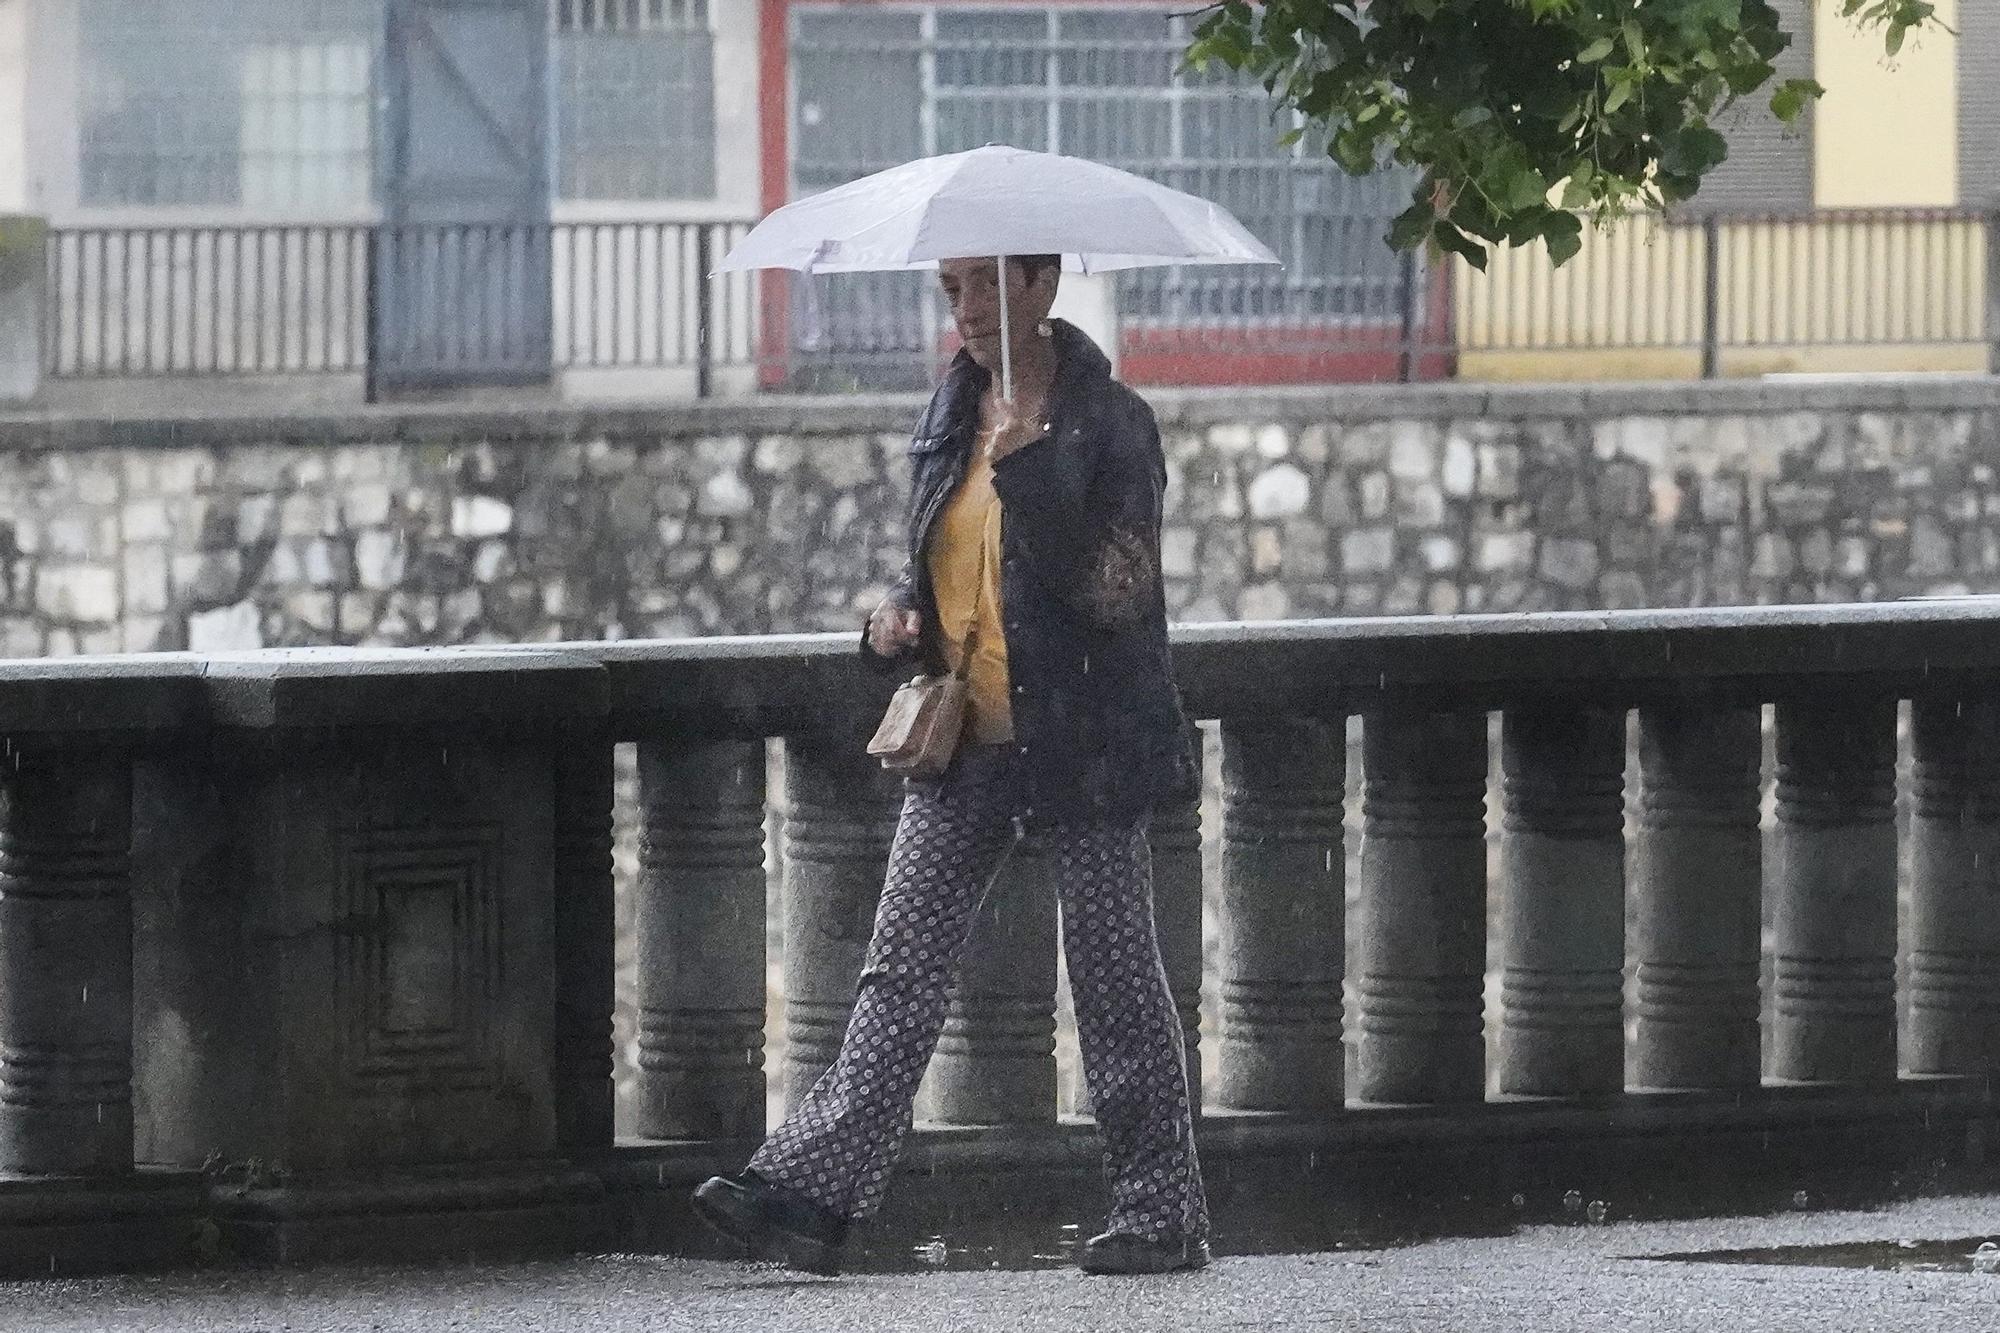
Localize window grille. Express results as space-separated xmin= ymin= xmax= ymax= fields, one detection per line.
xmin=552 ymin=0 xmax=707 ymax=33
xmin=787 ymin=4 xmax=1418 ymax=383
xmin=554 ymin=0 xmax=716 ymax=200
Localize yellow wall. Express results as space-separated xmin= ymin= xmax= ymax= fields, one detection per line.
xmin=1814 ymin=0 xmax=1960 ymax=207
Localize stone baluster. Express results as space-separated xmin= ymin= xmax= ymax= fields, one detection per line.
xmin=1630 ymin=704 xmax=1763 ymax=1090
xmin=1216 ymin=718 xmax=1345 ymax=1112
xmin=0 ymin=743 xmax=134 ymax=1174
xmin=1907 ymin=696 xmax=2000 ymax=1075
xmin=1497 ymin=706 xmax=1627 ymax=1097
xmin=779 ymin=733 xmax=903 ymax=1108
xmin=1354 ymin=708 xmax=1488 ymax=1105
xmin=1147 ymin=772 xmax=1206 ymax=1110
xmin=632 ymin=739 xmax=767 ymax=1140
xmin=1769 ymin=696 xmax=1898 ymax=1084
xmin=552 ymin=740 xmax=616 ymax=1154
xmin=915 ymin=840 xmax=1057 ymax=1126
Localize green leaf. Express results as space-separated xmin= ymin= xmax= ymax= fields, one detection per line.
xmin=1433 ymin=220 xmax=1489 ymax=271
xmin=1388 ymin=200 xmax=1436 ymax=251
xmin=1622 ymin=19 xmax=1646 ymax=64
xmin=1559 ymin=164 xmax=1596 ymax=209
xmin=1577 ymin=36 xmax=1616 ymax=63
xmin=1662 ymin=123 xmax=1729 ymax=176
xmin=1453 ymin=105 xmax=1494 ymax=129
xmin=1602 ymin=81 xmax=1634 ymax=114
xmin=1542 ymin=212 xmax=1585 ymax=267
xmin=1503 ymin=165 xmax=1552 ymax=212
xmin=1768 ymin=77 xmax=1823 ymax=123
xmin=1885 ymin=23 xmax=1906 ymax=55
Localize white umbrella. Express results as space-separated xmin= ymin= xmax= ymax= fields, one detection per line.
xmin=716 ymin=144 xmax=1280 ymax=398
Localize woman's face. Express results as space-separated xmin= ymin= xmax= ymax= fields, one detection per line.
xmin=937 ymin=257 xmax=1058 ymax=373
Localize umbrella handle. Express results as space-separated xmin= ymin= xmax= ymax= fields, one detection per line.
xmin=996 ymin=253 xmax=1012 ymax=403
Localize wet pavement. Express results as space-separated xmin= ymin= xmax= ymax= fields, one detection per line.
xmin=6 ymin=1192 xmax=2000 ymax=1331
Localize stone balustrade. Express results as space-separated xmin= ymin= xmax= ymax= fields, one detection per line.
xmin=10 ymin=601 xmax=2000 ymax=1272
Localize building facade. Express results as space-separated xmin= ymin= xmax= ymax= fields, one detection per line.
xmin=0 ymin=0 xmax=1991 ymax=396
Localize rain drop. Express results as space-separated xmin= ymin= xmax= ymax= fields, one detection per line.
xmin=1972 ymin=1241 xmax=2000 ymax=1274
xmin=1586 ymin=1200 xmax=1608 ymax=1224
xmin=1510 ymin=1193 xmax=1526 ymax=1209
xmin=916 ymin=1238 xmax=948 ymax=1267
xmin=1791 ymin=1189 xmax=1810 ymax=1209
xmin=1562 ymin=1189 xmax=1583 ymax=1212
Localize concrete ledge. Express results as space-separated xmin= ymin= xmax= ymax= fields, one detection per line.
xmin=1 ymin=375 xmax=1996 ymax=452
xmin=206 ymin=1162 xmax=611 ymax=1267
xmin=602 ymin=1078 xmax=2000 ymax=1262
xmin=196 ymin=648 xmax=609 ymax=730
xmin=507 ymin=599 xmax=2000 ymax=736
xmin=0 ymin=1169 xmax=204 ymax=1278
xmin=12 ymin=603 xmax=2000 ymax=738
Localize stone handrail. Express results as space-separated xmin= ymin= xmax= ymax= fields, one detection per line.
xmin=5 ymin=601 xmax=2000 ymax=1268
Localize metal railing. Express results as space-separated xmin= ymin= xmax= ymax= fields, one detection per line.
xmin=773 ymin=206 xmax=1999 ymax=388
xmin=41 ymin=220 xmax=759 ymax=393
xmin=35 ymin=207 xmax=2000 ymax=393
xmin=1456 ymin=207 xmax=1999 ymax=375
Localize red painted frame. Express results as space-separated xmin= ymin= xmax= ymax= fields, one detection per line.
xmin=755 ymin=0 xmax=1456 ymax=386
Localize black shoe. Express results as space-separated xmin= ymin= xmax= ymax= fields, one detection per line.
xmin=691 ymin=1171 xmax=849 ymax=1276
xmin=1078 ymin=1230 xmax=1211 ymax=1275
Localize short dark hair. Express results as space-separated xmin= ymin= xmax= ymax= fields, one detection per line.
xmin=1009 ymin=254 xmax=1062 ymax=285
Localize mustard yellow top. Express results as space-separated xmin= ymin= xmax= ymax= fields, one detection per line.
xmin=926 ymin=427 xmax=1014 ymax=744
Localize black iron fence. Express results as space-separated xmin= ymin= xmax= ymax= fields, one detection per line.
xmin=34 ymin=208 xmax=2000 ymax=393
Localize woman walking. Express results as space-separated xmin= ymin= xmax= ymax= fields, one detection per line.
xmin=694 ymin=253 xmax=1208 ymax=1277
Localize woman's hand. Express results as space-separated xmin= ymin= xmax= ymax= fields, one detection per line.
xmin=867 ymin=599 xmax=922 ymax=659
xmin=985 ymin=394 xmax=1049 ymax=463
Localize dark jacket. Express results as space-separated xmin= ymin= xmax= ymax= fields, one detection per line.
xmin=865 ymin=320 xmax=1197 ymax=826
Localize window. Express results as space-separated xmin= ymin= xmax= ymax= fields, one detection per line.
xmin=78 ymin=0 xmax=379 ymax=210
xmin=554 ymin=0 xmax=716 ymax=200
xmin=790 ymin=5 xmax=1413 ymax=325
xmin=241 ymin=40 xmax=374 ymax=210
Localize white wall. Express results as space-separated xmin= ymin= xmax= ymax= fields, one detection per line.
xmin=0 ymin=0 xmax=27 ymax=212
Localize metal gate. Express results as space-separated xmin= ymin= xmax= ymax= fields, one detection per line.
xmin=372 ymin=0 xmax=552 ymax=394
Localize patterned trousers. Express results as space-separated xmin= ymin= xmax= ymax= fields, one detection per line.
xmin=749 ymin=749 xmax=1209 ymax=1244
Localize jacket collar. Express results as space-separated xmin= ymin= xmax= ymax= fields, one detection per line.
xmin=932 ymin=319 xmax=1113 ymax=440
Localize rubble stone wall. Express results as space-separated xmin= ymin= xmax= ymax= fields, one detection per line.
xmin=0 ymin=379 xmax=1994 ymax=656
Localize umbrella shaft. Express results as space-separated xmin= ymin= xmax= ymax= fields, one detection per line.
xmin=997 ymin=253 xmax=1012 ymax=403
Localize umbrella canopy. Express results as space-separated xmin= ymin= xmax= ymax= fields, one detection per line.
xmin=715 ymin=145 xmax=1280 ymax=275
xmin=717 ymin=145 xmax=1280 ymax=397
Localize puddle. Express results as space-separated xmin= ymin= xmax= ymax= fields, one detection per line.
xmin=842 ymin=1221 xmax=1436 ymax=1275
xmin=1645 ymin=1237 xmax=2000 ymax=1276
xmin=838 ymin=1198 xmax=1505 ymax=1274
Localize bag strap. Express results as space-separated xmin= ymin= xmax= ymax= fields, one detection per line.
xmin=953 ymin=625 xmax=978 ymax=682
